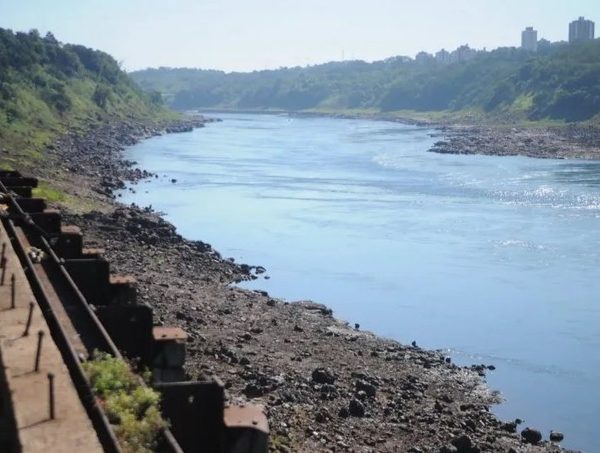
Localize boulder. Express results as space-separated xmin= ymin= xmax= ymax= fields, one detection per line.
xmin=549 ymin=431 xmax=564 ymax=442
xmin=521 ymin=427 xmax=542 ymax=445
xmin=355 ymin=379 xmax=377 ymax=398
xmin=312 ymin=367 xmax=335 ymax=385
xmin=450 ymin=434 xmax=474 ymax=452
xmin=338 ymin=407 xmax=349 ymax=418
xmin=348 ymin=398 xmax=365 ymax=417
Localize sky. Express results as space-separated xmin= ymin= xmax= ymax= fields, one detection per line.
xmin=0 ymin=0 xmax=597 ymax=72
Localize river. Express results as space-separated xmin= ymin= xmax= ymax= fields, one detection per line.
xmin=121 ymin=113 xmax=600 ymax=452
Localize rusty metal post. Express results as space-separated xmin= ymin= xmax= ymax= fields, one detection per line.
xmin=0 ymin=257 xmax=6 ymax=285
xmin=48 ymin=373 xmax=55 ymax=420
xmin=23 ymin=302 xmax=34 ymax=336
xmin=0 ymin=243 xmax=5 ymax=266
xmin=10 ymin=273 xmax=15 ymax=308
xmin=34 ymin=330 xmax=44 ymax=372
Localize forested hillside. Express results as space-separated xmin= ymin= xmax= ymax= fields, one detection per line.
xmin=0 ymin=28 xmax=174 ymax=159
xmin=132 ymin=40 xmax=600 ymax=123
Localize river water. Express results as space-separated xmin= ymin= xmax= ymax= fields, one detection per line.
xmin=121 ymin=113 xmax=600 ymax=452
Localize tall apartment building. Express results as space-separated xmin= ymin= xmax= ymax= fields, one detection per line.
xmin=521 ymin=27 xmax=538 ymax=51
xmin=451 ymin=44 xmax=477 ymax=63
xmin=569 ymin=17 xmax=595 ymax=43
xmin=435 ymin=49 xmax=451 ymax=64
xmin=415 ymin=51 xmax=434 ymax=64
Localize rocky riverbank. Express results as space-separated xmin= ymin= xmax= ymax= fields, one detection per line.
xmin=29 ymin=115 xmax=575 ymax=452
xmin=197 ymin=109 xmax=600 ymax=160
xmin=22 ymin=115 xmax=215 ymax=206
xmin=429 ymin=124 xmax=600 ymax=160
xmin=209 ymin=110 xmax=600 ymax=160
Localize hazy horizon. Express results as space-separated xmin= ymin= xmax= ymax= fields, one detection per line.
xmin=0 ymin=0 xmax=598 ymax=72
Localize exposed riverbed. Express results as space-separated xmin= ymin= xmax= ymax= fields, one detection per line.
xmin=120 ymin=113 xmax=600 ymax=452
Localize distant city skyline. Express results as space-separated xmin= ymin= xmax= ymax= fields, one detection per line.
xmin=0 ymin=0 xmax=597 ymax=72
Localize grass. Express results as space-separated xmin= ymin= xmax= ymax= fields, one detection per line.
xmin=82 ymin=352 xmax=168 ymax=453
xmin=270 ymin=433 xmax=292 ymax=451
xmin=30 ymin=180 xmax=105 ymax=214
xmin=0 ymin=78 xmax=181 ymax=215
xmin=32 ymin=181 xmax=67 ymax=202
xmin=0 ymin=69 xmax=180 ymax=176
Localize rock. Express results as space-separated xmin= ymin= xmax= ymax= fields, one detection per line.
xmin=439 ymin=446 xmax=458 ymax=453
xmin=338 ymin=407 xmax=349 ymax=418
xmin=348 ymin=398 xmax=365 ymax=417
xmin=521 ymin=427 xmax=542 ymax=445
xmin=450 ymin=434 xmax=479 ymax=453
xmin=355 ymin=390 xmax=368 ymax=400
xmin=243 ymin=383 xmax=266 ymax=398
xmin=502 ymin=421 xmax=517 ymax=433
xmin=312 ymin=368 xmax=335 ymax=385
xmin=549 ymin=431 xmax=564 ymax=442
xmin=315 ymin=408 xmax=330 ymax=423
xmin=295 ymin=300 xmax=333 ymax=316
xmin=465 ymin=419 xmax=476 ymax=431
xmin=319 ymin=383 xmax=338 ymax=400
xmin=355 ymin=380 xmax=377 ymax=398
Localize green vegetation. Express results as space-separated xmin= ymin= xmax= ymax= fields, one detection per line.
xmin=82 ymin=352 xmax=168 ymax=453
xmin=32 ymin=180 xmax=66 ymax=202
xmin=132 ymin=40 xmax=600 ymax=124
xmin=0 ymin=28 xmax=178 ymax=164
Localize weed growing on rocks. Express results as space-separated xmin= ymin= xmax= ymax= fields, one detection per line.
xmin=83 ymin=352 xmax=168 ymax=453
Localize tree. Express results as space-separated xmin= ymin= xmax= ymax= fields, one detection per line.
xmin=93 ymin=84 xmax=110 ymax=109
xmin=148 ymin=90 xmax=163 ymax=106
xmin=44 ymin=32 xmax=58 ymax=45
xmin=42 ymin=82 xmax=72 ymax=115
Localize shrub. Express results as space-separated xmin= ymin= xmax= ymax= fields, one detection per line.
xmin=83 ymin=352 xmax=168 ymax=453
xmin=93 ymin=84 xmax=111 ymax=109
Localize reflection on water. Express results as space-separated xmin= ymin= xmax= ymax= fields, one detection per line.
xmin=121 ymin=114 xmax=600 ymax=452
